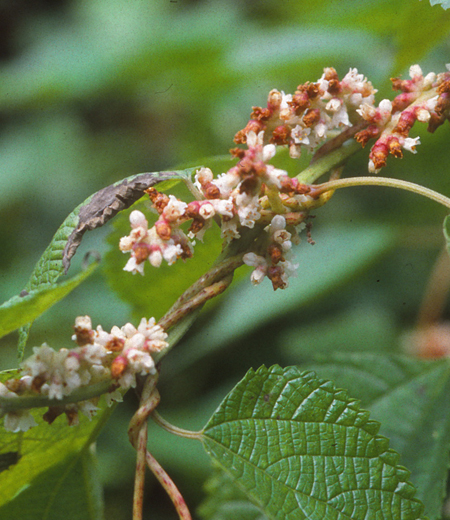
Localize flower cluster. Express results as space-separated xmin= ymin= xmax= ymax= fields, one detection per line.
xmin=0 ymin=316 xmax=168 ymax=432
xmin=355 ymin=64 xmax=450 ymax=172
xmin=119 ymin=64 xmax=450 ymax=289
xmin=234 ymin=67 xmax=376 ymax=158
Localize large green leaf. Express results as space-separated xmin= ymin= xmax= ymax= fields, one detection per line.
xmin=0 ymin=449 xmax=103 ymax=520
xmin=0 ymin=370 xmax=113 ymax=515
xmin=301 ymin=353 xmax=450 ymax=520
xmin=0 ymin=262 xmax=97 ymax=341
xmin=170 ymin=224 xmax=397 ymax=373
xmin=202 ymin=365 xmax=426 ymax=520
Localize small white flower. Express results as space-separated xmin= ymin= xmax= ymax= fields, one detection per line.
xmin=122 ymin=323 xmax=137 ymax=338
xmin=262 ymin=143 xmax=276 ymax=162
xmin=357 ymin=103 xmax=377 ymax=120
xmin=4 ymin=411 xmax=37 ymax=432
xmin=105 ymin=389 xmax=123 ymax=407
xmin=409 ymin=64 xmax=423 ymax=79
xmin=163 ymin=195 xmax=188 ymax=222
xmin=78 ymin=401 xmax=99 ymax=420
xmin=402 ymin=136 xmax=421 ymax=153
xmin=194 ymin=167 xmax=213 ymax=189
xmin=123 ymin=256 xmax=145 ymax=275
xmin=246 ymin=130 xmax=264 ymax=148
xmin=199 ymin=202 xmax=215 ymax=220
xmin=129 ymin=210 xmax=148 ymax=229
xmin=291 ymin=125 xmax=311 ymax=145
xmin=162 ymin=243 xmax=183 ymax=265
xmin=149 ymin=250 xmax=163 ymax=267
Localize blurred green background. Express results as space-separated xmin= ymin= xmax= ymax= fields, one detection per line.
xmin=0 ymin=0 xmax=450 ymax=518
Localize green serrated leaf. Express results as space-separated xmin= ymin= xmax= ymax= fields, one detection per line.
xmin=301 ymin=352 xmax=450 ymax=520
xmin=202 ymin=365 xmax=426 ymax=520
xmin=0 ymin=370 xmax=113 ymax=515
xmin=0 ymin=262 xmax=97 ymax=342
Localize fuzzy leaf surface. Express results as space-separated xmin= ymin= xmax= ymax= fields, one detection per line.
xmin=301 ymin=353 xmax=450 ymax=520
xmin=202 ymin=365 xmax=426 ymax=520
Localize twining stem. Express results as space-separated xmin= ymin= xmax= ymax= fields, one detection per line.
xmin=145 ymin=449 xmax=192 ymax=520
xmin=157 ymin=274 xmax=233 ymax=338
xmin=129 ymin=375 xmax=160 ymax=520
xmin=312 ymin=177 xmax=450 ymax=210
xmin=170 ymin=255 xmax=244 ymax=312
xmin=128 ymin=374 xmax=193 ymax=520
xmin=133 ymin=423 xmax=148 ymax=520
xmin=151 ymin=410 xmax=203 ymax=440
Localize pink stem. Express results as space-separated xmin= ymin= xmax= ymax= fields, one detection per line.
xmin=132 ymin=422 xmax=148 ymax=520
xmin=145 ymin=449 xmax=192 ymax=520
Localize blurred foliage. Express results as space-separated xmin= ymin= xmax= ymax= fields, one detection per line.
xmin=0 ymin=0 xmax=450 ymax=518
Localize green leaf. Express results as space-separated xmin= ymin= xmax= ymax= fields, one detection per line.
xmin=199 ymin=466 xmax=268 ymax=520
xmin=18 ymin=169 xmax=192 ymax=355
xmin=0 ymin=449 xmax=103 ymax=520
xmin=171 ymin=224 xmax=396 ymax=373
xmin=202 ymin=365 xmax=426 ymax=520
xmin=0 ymin=262 xmax=97 ymax=342
xmin=301 ymin=353 xmax=450 ymax=520
xmin=0 ymin=369 xmax=113 ymax=516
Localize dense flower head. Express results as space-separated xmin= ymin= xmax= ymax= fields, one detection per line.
xmin=119 ymin=64 xmax=450 ymax=289
xmin=0 ymin=316 xmax=168 ymax=432
xmin=355 ymin=64 xmax=450 ymax=172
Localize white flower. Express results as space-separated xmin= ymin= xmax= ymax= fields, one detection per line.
xmin=402 ymin=136 xmax=421 ymax=153
xmin=262 ymin=144 xmax=276 ymax=162
xmin=409 ymin=64 xmax=423 ymax=79
xmin=210 ymin=198 xmax=234 ymax=218
xmin=246 ymin=130 xmax=264 ymax=148
xmin=129 ymin=210 xmax=148 ymax=229
xmin=163 ymin=195 xmax=188 ymax=222
xmin=162 ymin=243 xmax=183 ymax=265
xmin=199 ymin=202 xmax=215 ymax=220
xmin=194 ymin=167 xmax=213 ymax=189
xmin=105 ymin=389 xmax=123 ymax=407
xmin=78 ymin=401 xmax=99 ymax=419
xmin=4 ymin=411 xmax=37 ymax=432
xmin=291 ymin=125 xmax=311 ymax=145
xmin=123 ymin=256 xmax=145 ymax=275
xmin=220 ymin=219 xmax=240 ymax=241
xmin=357 ymin=103 xmax=377 ymax=120
xmin=149 ymin=250 xmax=163 ymax=267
